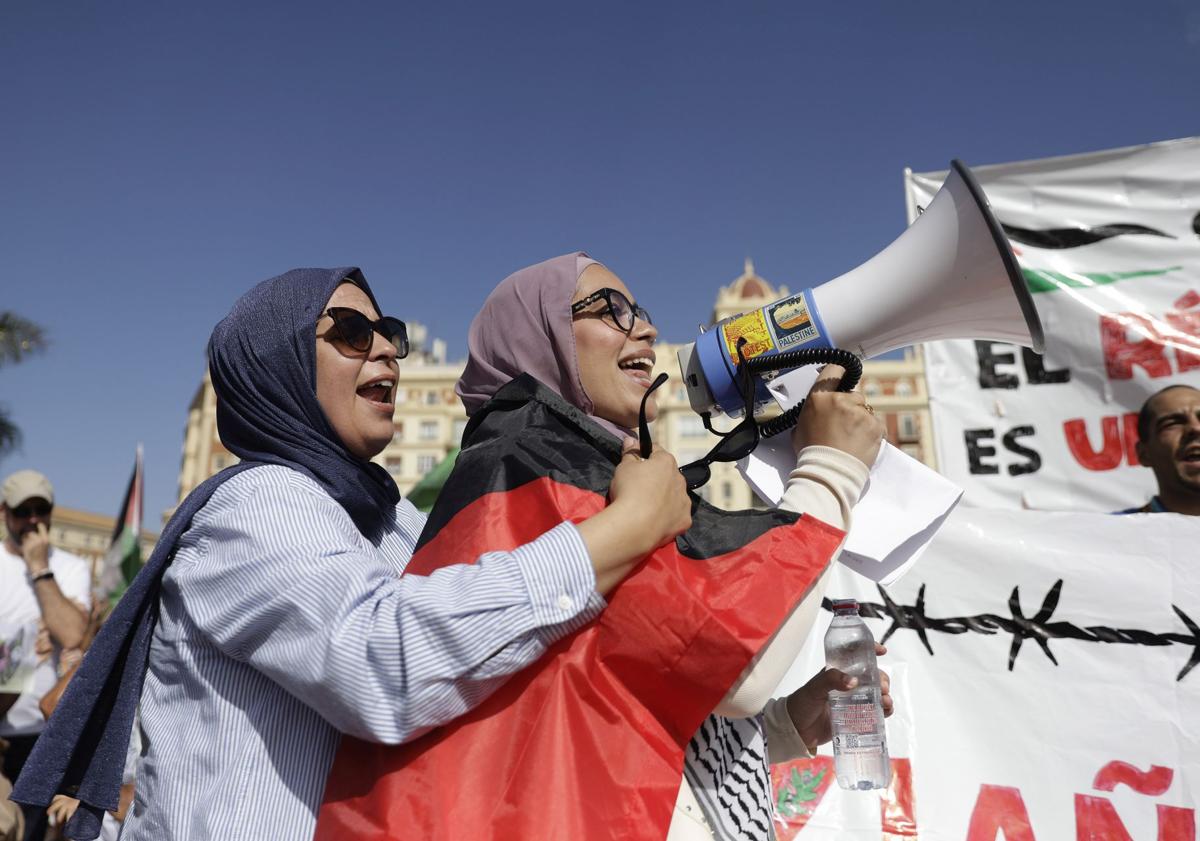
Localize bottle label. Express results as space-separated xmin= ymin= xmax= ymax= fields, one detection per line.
xmin=830 ymin=693 xmax=885 ymax=756
xmin=833 ymin=732 xmax=885 ymax=752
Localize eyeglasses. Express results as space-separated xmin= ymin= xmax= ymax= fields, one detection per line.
xmin=322 ymin=308 xmax=410 ymax=358
xmin=678 ymin=340 xmax=760 ymax=491
xmin=570 ymin=288 xmax=653 ymax=335
xmin=11 ymin=501 xmax=52 ymax=519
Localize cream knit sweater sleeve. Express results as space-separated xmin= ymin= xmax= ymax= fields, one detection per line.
xmin=712 ymin=445 xmax=868 ymax=718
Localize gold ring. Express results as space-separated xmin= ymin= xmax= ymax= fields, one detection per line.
xmin=864 ymin=403 xmax=875 ymax=415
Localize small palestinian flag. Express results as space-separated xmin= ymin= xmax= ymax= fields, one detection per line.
xmin=316 ymin=376 xmax=843 ymax=841
xmin=102 ymin=445 xmax=144 ymax=599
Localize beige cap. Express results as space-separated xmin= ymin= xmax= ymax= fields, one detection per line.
xmin=2 ymin=470 xmax=54 ymax=508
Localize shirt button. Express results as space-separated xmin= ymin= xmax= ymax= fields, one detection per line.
xmin=557 ymin=594 xmax=574 ymax=612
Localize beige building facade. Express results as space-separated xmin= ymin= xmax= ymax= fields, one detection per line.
xmin=176 ymin=263 xmax=934 ymax=510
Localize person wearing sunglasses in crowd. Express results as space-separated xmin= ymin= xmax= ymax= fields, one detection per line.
xmin=314 ymin=253 xmax=889 ymax=841
xmin=15 ymin=267 xmax=692 ymax=841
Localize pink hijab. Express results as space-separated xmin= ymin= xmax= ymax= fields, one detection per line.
xmin=456 ymin=252 xmax=634 ymax=442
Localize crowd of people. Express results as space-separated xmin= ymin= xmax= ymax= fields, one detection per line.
xmin=2 ymin=255 xmax=1196 ymax=840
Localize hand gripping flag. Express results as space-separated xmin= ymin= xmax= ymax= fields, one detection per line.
xmin=316 ymin=375 xmax=844 ymax=841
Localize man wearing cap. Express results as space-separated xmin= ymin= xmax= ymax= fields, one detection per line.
xmin=1 ymin=470 xmax=90 ymax=839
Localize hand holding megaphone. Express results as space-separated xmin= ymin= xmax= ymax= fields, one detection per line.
xmin=791 ymin=365 xmax=886 ymax=468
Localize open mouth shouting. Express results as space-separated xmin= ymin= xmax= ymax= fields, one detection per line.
xmin=618 ymin=351 xmax=656 ymax=388
xmin=356 ymin=375 xmax=396 ymax=410
xmin=1180 ymin=442 xmax=1200 ymax=468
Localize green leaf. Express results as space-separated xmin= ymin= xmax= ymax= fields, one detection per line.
xmin=0 ymin=409 xmax=19 ymax=457
xmin=0 ymin=312 xmax=48 ymax=367
xmin=796 ymin=768 xmax=826 ymax=802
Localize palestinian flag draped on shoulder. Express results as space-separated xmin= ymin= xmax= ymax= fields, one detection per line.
xmin=316 ymin=375 xmax=844 ymax=841
xmin=101 ymin=445 xmax=144 ymax=601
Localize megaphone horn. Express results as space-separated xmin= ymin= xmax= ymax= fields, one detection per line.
xmin=678 ymin=159 xmax=1044 ymax=419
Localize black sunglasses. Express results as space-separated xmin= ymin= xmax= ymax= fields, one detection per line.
xmin=11 ymin=501 xmax=52 ymax=519
xmin=571 ymin=288 xmax=653 ymax=335
xmin=323 ymin=307 xmax=410 ymax=358
xmin=678 ymin=339 xmax=760 ymax=491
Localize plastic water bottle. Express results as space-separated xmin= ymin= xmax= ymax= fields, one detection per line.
xmin=824 ymin=598 xmax=891 ymax=790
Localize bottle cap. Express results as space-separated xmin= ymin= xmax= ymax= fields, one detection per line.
xmin=831 ymin=598 xmax=858 ymax=612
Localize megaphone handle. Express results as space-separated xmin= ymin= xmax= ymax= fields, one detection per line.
xmin=747 ymin=348 xmax=863 ymax=439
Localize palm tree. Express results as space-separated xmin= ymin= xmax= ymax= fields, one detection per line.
xmin=0 ymin=312 xmax=48 ymax=454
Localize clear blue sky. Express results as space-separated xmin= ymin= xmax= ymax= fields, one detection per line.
xmin=2 ymin=0 xmax=1197 ymax=526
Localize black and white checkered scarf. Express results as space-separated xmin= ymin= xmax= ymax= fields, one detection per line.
xmin=683 ymin=713 xmax=775 ymax=841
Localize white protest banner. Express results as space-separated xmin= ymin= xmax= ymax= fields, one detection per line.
xmin=907 ymin=138 xmax=1200 ymax=511
xmin=767 ymin=508 xmax=1200 ymax=841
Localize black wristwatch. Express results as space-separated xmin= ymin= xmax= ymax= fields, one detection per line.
xmin=31 ymin=570 xmax=55 ymax=584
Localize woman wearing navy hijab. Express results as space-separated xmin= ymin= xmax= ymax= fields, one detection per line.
xmin=15 ymin=267 xmax=691 ymax=840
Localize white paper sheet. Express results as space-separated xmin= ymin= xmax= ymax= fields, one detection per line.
xmin=736 ymin=366 xmax=962 ymax=585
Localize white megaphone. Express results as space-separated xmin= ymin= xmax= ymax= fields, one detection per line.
xmin=678 ymin=159 xmax=1045 ymax=418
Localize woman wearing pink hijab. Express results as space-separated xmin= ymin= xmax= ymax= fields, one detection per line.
xmin=318 ymin=253 xmax=888 ymax=841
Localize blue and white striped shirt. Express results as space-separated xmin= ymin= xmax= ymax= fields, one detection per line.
xmin=121 ymin=465 xmax=602 ymax=841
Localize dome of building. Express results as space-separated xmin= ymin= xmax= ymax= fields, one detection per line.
xmin=731 ymin=257 xmax=776 ymax=300
xmin=710 ymin=257 xmax=789 ymax=324
xmin=739 ymin=275 xmax=771 ymax=299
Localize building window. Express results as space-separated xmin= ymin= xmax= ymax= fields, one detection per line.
xmin=901 ymin=443 xmax=923 ymax=461
xmin=394 ymin=387 xmax=408 ymax=404
xmin=424 ymin=391 xmax=439 ymax=406
xmin=419 ymin=420 xmax=439 ymax=441
xmin=863 ymin=378 xmax=882 ymax=397
xmin=722 ymin=482 xmax=734 ymax=503
xmin=392 ymin=421 xmax=404 ymax=441
xmin=385 ymin=456 xmax=404 ymax=475
xmin=898 ymin=413 xmax=919 ymax=440
xmin=452 ymin=419 xmax=468 ymax=443
xmin=895 ymin=378 xmax=913 ymax=397
xmin=417 ymin=454 xmax=438 ymax=474
xmin=677 ymin=416 xmax=707 ymax=438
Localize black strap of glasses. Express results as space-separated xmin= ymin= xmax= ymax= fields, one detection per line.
xmin=638 ymin=372 xmax=670 ymax=458
xmin=746 ymin=348 xmax=863 ymax=439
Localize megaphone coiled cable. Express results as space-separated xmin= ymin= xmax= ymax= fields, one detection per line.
xmin=744 ymin=348 xmax=863 ymax=438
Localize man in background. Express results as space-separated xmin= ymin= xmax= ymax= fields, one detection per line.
xmin=0 ymin=470 xmax=90 ymax=840
xmin=1120 ymin=385 xmax=1200 ymax=515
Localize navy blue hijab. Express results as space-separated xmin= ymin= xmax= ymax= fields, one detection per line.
xmin=14 ymin=267 xmax=401 ymax=839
